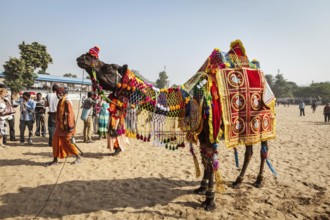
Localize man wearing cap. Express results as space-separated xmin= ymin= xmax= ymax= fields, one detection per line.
xmin=45 ymin=87 xmax=81 ymax=166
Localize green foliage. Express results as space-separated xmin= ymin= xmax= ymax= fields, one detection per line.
xmin=266 ymin=72 xmax=330 ymax=102
xmin=272 ymin=74 xmax=290 ymax=98
xmin=294 ymin=82 xmax=330 ymax=101
xmin=265 ymin=74 xmax=275 ymax=90
xmin=37 ymin=70 xmax=50 ymax=75
xmin=3 ymin=41 xmax=52 ymax=93
xmin=3 ymin=58 xmax=35 ymax=92
xmin=19 ymin=41 xmax=53 ymax=71
xmin=155 ymin=71 xmax=169 ymax=89
xmin=63 ymin=73 xmax=77 ymax=78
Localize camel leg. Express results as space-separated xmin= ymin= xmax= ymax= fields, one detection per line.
xmin=193 ymin=169 xmax=209 ymax=195
xmin=201 ymin=169 xmax=216 ymax=211
xmin=254 ymin=141 xmax=268 ymax=188
xmin=232 ymin=145 xmax=253 ymax=188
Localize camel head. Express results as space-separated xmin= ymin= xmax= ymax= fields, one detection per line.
xmin=76 ymin=49 xmax=127 ymax=92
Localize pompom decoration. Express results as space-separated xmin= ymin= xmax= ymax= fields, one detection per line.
xmin=89 ymin=46 xmax=100 ymax=59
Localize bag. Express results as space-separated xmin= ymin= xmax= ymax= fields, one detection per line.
xmin=108 ymin=128 xmax=119 ymax=137
xmin=80 ymin=108 xmax=91 ymax=121
xmin=0 ymin=104 xmax=16 ymax=116
xmin=83 ymin=99 xmax=93 ymax=109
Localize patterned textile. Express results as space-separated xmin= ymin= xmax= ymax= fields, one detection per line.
xmin=98 ymin=102 xmax=109 ymax=137
xmin=217 ymin=67 xmax=276 ymax=148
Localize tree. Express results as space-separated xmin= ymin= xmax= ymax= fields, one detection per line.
xmin=37 ymin=69 xmax=50 ymax=75
xmin=63 ymin=73 xmax=77 ymax=78
xmin=272 ymin=74 xmax=292 ymax=98
xmin=3 ymin=41 xmax=52 ymax=93
xmin=19 ymin=41 xmax=53 ymax=71
xmin=264 ymin=74 xmax=275 ymax=91
xmin=155 ymin=71 xmax=169 ymax=89
xmin=294 ymin=82 xmax=330 ymax=102
xmin=63 ymin=73 xmax=77 ymax=90
xmin=287 ymin=81 xmax=298 ymax=97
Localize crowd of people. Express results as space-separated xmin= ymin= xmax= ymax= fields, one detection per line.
xmin=1 ymin=82 xmax=328 ymax=164
xmin=0 ymin=84 xmax=129 ymax=165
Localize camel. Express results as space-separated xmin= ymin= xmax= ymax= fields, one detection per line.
xmin=76 ymin=40 xmax=277 ymax=211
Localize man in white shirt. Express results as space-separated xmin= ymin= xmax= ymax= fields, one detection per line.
xmin=45 ymin=84 xmax=59 ymax=146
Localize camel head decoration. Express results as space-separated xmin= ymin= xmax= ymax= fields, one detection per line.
xmin=76 ymin=47 xmax=127 ymax=91
xmin=76 ymin=41 xmax=277 ymax=211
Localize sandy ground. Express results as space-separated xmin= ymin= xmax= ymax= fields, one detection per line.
xmin=0 ymin=103 xmax=329 ymax=220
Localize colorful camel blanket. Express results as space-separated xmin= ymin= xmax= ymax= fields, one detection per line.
xmin=217 ymin=67 xmax=276 ymax=148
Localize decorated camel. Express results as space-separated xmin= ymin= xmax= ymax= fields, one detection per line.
xmin=76 ymin=40 xmax=277 ymax=211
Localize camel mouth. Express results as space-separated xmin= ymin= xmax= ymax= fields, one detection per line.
xmin=77 ymin=61 xmax=86 ymax=69
xmin=76 ymin=57 xmax=87 ymax=69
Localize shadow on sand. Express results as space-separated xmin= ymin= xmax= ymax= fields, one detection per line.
xmin=305 ymin=121 xmax=330 ymax=126
xmin=0 ymin=178 xmax=199 ymax=219
xmin=0 ymin=159 xmax=46 ymax=166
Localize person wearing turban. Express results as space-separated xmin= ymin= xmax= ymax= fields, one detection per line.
xmin=45 ymin=87 xmax=81 ymax=166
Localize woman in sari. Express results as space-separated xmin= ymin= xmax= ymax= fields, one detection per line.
xmin=98 ymin=99 xmax=109 ymax=139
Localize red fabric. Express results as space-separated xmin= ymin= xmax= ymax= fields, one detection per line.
xmin=232 ymin=45 xmax=244 ymax=56
xmin=89 ymin=46 xmax=100 ymax=58
xmin=246 ymin=69 xmax=261 ymax=88
xmin=219 ymin=68 xmax=275 ymax=147
xmin=211 ymin=80 xmax=221 ymax=140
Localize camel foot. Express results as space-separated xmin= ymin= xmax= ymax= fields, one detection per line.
xmin=253 ymin=175 xmax=263 ymax=188
xmin=204 ymin=200 xmax=216 ymax=211
xmin=193 ymin=186 xmax=207 ymax=195
xmin=202 ymin=191 xmax=216 ymax=211
xmin=232 ymin=176 xmax=244 ymax=189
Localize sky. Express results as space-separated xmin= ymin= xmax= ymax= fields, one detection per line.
xmin=1 ymin=0 xmax=329 ymax=86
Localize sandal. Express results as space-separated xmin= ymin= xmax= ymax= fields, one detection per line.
xmin=70 ymin=159 xmax=81 ymax=165
xmin=44 ymin=161 xmax=59 ymax=167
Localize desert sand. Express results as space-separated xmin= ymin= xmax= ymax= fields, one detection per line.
xmin=0 ymin=103 xmax=329 ymax=220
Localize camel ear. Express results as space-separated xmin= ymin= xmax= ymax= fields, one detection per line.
xmin=121 ymin=64 xmax=128 ymax=75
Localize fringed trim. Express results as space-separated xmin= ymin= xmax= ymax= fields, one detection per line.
xmin=193 ymin=154 xmax=201 ymax=178
xmin=190 ymin=142 xmax=201 ymax=178
xmin=215 ymin=170 xmax=225 ymax=193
